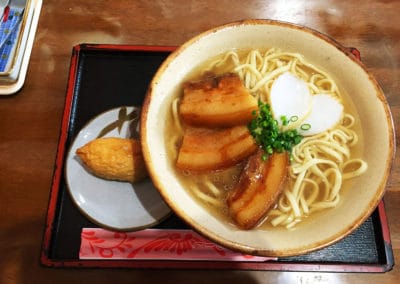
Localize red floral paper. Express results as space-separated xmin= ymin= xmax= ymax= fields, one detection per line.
xmin=80 ymin=228 xmax=276 ymax=261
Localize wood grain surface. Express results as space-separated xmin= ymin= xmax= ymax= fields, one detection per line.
xmin=0 ymin=0 xmax=399 ymax=283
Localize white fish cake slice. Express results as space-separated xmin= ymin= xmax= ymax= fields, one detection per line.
xmin=269 ymin=72 xmax=312 ymax=129
xmin=298 ymin=94 xmax=344 ymax=136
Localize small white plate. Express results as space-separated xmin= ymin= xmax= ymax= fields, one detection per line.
xmin=65 ymin=106 xmax=171 ymax=231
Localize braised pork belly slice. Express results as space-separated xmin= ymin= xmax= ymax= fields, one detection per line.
xmin=176 ymin=125 xmax=257 ymax=172
xmin=227 ymin=149 xmax=267 ymax=214
xmin=179 ymin=73 xmax=258 ymax=127
xmin=227 ymin=150 xmax=289 ymax=230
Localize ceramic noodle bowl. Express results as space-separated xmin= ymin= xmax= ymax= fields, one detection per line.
xmin=140 ymin=19 xmax=395 ymax=256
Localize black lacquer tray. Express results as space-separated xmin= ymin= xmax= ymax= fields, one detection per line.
xmin=40 ymin=44 xmax=394 ymax=272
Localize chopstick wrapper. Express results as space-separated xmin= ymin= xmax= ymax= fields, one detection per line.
xmin=80 ymin=228 xmax=276 ymax=261
xmin=0 ymin=4 xmax=24 ymax=72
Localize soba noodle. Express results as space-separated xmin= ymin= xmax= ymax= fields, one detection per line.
xmin=168 ymin=48 xmax=368 ymax=229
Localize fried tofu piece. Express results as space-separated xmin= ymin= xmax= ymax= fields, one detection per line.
xmin=176 ymin=125 xmax=257 ymax=172
xmin=227 ymin=150 xmax=289 ymax=230
xmin=179 ymin=73 xmax=258 ymax=127
xmin=76 ymin=137 xmax=147 ymax=183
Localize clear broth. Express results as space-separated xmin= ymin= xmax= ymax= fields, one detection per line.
xmin=164 ymin=49 xmax=365 ymax=230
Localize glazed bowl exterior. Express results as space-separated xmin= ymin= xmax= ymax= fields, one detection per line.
xmin=140 ymin=19 xmax=395 ymax=256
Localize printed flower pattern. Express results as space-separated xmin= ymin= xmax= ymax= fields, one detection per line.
xmin=79 ymin=228 xmax=275 ymax=262
xmin=81 ymin=230 xmax=136 ymax=258
xmin=127 ymin=232 xmax=226 ymax=258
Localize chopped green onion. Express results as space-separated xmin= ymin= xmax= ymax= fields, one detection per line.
xmin=280 ymin=115 xmax=288 ymax=126
xmin=248 ymin=101 xmax=304 ymax=158
xmin=300 ymin=123 xmax=311 ymax=130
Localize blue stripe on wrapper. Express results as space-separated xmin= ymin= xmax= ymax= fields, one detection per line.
xmin=0 ymin=7 xmax=24 ymax=72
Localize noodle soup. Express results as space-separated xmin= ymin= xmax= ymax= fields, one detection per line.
xmin=165 ymin=48 xmax=367 ymax=230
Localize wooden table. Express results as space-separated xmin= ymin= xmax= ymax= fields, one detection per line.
xmin=0 ymin=0 xmax=399 ymax=282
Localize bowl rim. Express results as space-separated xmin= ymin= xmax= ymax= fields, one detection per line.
xmin=140 ymin=19 xmax=396 ymax=256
